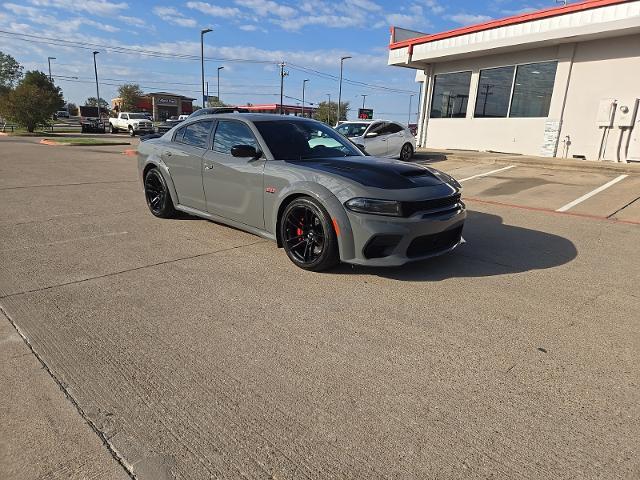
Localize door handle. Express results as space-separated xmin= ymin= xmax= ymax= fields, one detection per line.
xmin=204 ymin=164 xmax=214 ymax=170
xmin=164 ymin=151 xmax=172 ymax=157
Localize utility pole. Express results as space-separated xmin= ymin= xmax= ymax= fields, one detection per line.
xmin=205 ymin=81 xmax=209 ymax=107
xmin=47 ymin=57 xmax=56 ymax=82
xmin=337 ymin=56 xmax=351 ymax=125
xmin=361 ymin=94 xmax=367 ymax=109
xmin=301 ymin=79 xmax=309 ymax=117
xmin=408 ymin=94 xmax=415 ymax=126
xmin=279 ymin=62 xmax=288 ymax=114
xmin=480 ymin=84 xmax=494 ymax=116
xmin=92 ymin=51 xmax=101 ymax=121
xmin=217 ymin=66 xmax=224 ymax=105
xmin=200 ymin=28 xmax=212 ymax=108
xmin=326 ymin=94 xmax=331 ymax=124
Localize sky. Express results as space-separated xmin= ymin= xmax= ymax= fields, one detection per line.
xmin=0 ymin=0 xmax=554 ymax=122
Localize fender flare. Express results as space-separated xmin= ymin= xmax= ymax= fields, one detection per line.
xmin=141 ymin=157 xmax=179 ymax=207
xmin=272 ymin=182 xmax=356 ymax=262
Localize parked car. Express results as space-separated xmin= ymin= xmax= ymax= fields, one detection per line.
xmin=156 ymin=118 xmax=184 ymax=134
xmin=177 ymin=114 xmax=190 ymax=120
xmin=79 ymin=106 xmax=106 ymax=134
xmin=109 ymin=112 xmax=154 ymax=136
xmin=188 ymin=107 xmax=249 ymax=118
xmin=55 ymin=110 xmax=69 ymax=119
xmin=137 ymin=114 xmax=465 ymax=271
xmin=335 ymin=120 xmax=416 ymax=161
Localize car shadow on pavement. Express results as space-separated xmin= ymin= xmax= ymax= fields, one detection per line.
xmin=333 ymin=210 xmax=578 ymax=281
xmin=411 ymin=151 xmax=448 ymax=163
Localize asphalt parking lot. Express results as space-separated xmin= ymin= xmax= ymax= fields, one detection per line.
xmin=1 ymin=136 xmax=638 ymax=479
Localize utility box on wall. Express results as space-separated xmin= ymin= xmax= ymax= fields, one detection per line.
xmin=615 ymin=99 xmax=639 ymax=127
xmin=596 ymin=98 xmax=617 ymax=127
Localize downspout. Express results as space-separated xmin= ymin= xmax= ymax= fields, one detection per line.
xmin=420 ymin=64 xmax=434 ymax=148
xmin=553 ymin=44 xmax=576 ymax=157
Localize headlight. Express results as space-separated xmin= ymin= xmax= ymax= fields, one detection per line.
xmin=344 ymin=198 xmax=402 ymax=216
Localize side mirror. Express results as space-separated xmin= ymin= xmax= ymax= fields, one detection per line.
xmin=231 ymin=144 xmax=260 ymax=159
xmin=364 ymin=132 xmax=378 ymax=138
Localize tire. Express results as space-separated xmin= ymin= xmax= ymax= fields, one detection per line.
xmin=144 ymin=168 xmax=176 ymax=218
xmin=110 ymin=124 xmax=118 ymax=133
xmin=400 ymin=142 xmax=414 ymax=161
xmin=128 ymin=126 xmax=135 ymax=137
xmin=279 ymin=197 xmax=339 ymax=271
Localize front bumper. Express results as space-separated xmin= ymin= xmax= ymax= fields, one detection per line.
xmin=343 ymin=203 xmax=466 ymax=267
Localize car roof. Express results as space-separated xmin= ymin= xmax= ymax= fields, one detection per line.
xmin=187 ymin=113 xmax=324 ymax=123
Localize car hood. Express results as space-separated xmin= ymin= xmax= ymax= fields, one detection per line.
xmin=286 ymin=156 xmax=447 ymax=189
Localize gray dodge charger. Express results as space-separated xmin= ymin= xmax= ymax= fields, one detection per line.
xmin=137 ymin=114 xmax=466 ymax=271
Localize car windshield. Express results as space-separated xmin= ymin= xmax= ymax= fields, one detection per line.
xmin=254 ymin=120 xmax=361 ymax=160
xmin=335 ymin=122 xmax=369 ymax=137
xmin=129 ymin=113 xmax=148 ymax=119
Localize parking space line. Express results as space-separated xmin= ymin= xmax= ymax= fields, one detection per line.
xmin=459 ymin=165 xmax=516 ymax=182
xmin=556 ymin=175 xmax=629 ymax=212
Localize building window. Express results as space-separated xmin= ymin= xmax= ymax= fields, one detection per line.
xmin=430 ymin=71 xmax=472 ymax=118
xmin=509 ymin=61 xmax=557 ymax=118
xmin=474 ymin=66 xmax=515 ymax=118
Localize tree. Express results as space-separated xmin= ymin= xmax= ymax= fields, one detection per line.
xmin=85 ymin=97 xmax=109 ymax=109
xmin=0 ymin=51 xmax=23 ymax=95
xmin=206 ymin=96 xmax=228 ymax=108
xmin=117 ymin=83 xmax=144 ymax=111
xmin=312 ymin=101 xmax=350 ymax=126
xmin=0 ymin=70 xmax=64 ymax=132
xmin=66 ymin=102 xmax=78 ymax=116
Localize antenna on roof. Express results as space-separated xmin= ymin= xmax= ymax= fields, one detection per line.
xmin=556 ymin=0 xmax=568 ymax=6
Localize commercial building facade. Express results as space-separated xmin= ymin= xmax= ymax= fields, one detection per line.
xmin=111 ymin=92 xmax=194 ymax=121
xmin=389 ymin=0 xmax=640 ymax=162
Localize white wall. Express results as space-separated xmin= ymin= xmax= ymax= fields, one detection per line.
xmin=558 ymin=34 xmax=640 ymax=161
xmin=420 ymin=35 xmax=640 ymax=161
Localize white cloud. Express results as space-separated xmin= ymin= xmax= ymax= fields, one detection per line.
xmin=346 ymin=0 xmax=382 ymax=12
xmin=186 ymin=1 xmax=241 ymax=17
xmin=4 ymin=3 xmax=119 ymax=32
xmin=446 ymin=13 xmax=493 ymax=25
xmin=153 ymin=6 xmax=198 ymax=28
xmin=28 ymin=0 xmax=128 ymax=16
xmin=239 ymin=24 xmax=258 ymax=31
xmin=235 ymin=0 xmax=296 ymax=19
xmin=119 ymin=16 xmax=146 ymax=27
xmin=425 ymin=0 xmax=445 ymax=15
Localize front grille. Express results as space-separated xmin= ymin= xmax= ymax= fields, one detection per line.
xmin=406 ymin=226 xmax=463 ymax=258
xmin=401 ymin=194 xmax=461 ymax=217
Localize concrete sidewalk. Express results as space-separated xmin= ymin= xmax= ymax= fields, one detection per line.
xmin=0 ymin=308 xmax=130 ymax=480
xmin=416 ymin=147 xmax=640 ymax=174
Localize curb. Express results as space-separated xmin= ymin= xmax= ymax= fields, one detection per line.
xmin=415 ymin=149 xmax=640 ymax=175
xmin=39 ymin=139 xmax=131 ymax=147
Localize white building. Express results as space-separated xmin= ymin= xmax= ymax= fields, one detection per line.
xmin=388 ymin=0 xmax=640 ymax=162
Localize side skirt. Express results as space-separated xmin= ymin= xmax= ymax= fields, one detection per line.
xmin=175 ymin=204 xmax=277 ymax=243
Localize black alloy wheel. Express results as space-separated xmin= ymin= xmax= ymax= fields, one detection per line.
xmin=400 ymin=143 xmax=414 ymax=161
xmin=280 ymin=197 xmax=339 ymax=271
xmin=144 ymin=168 xmax=176 ymax=218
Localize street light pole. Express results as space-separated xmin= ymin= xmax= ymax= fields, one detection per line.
xmin=326 ymin=93 xmax=331 ymax=124
xmin=408 ymin=94 xmax=415 ymax=126
xmin=301 ymin=79 xmax=309 ymax=117
xmin=337 ymin=55 xmax=351 ymax=125
xmin=47 ymin=57 xmax=56 ymax=82
xmin=200 ymin=28 xmax=212 ymax=108
xmin=92 ymin=51 xmax=101 ymax=121
xmin=361 ymin=94 xmax=367 ymax=109
xmin=217 ymin=66 xmax=224 ymax=104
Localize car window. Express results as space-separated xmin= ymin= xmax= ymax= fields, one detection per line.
xmin=213 ymin=121 xmax=258 ymax=155
xmin=386 ymin=123 xmax=404 ymax=134
xmin=336 ymin=122 xmax=369 ymax=137
xmin=254 ymin=120 xmax=361 ymax=160
xmin=173 ymin=126 xmax=186 ymax=142
xmin=367 ymin=122 xmax=388 ymax=135
xmin=122 ymin=114 xmax=129 ymax=120
xmin=181 ymin=121 xmax=213 ymax=149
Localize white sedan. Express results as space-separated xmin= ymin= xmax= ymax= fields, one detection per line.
xmin=336 ymin=120 xmax=416 ymax=161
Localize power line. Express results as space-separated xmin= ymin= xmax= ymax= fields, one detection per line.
xmin=0 ymin=29 xmax=416 ymax=97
